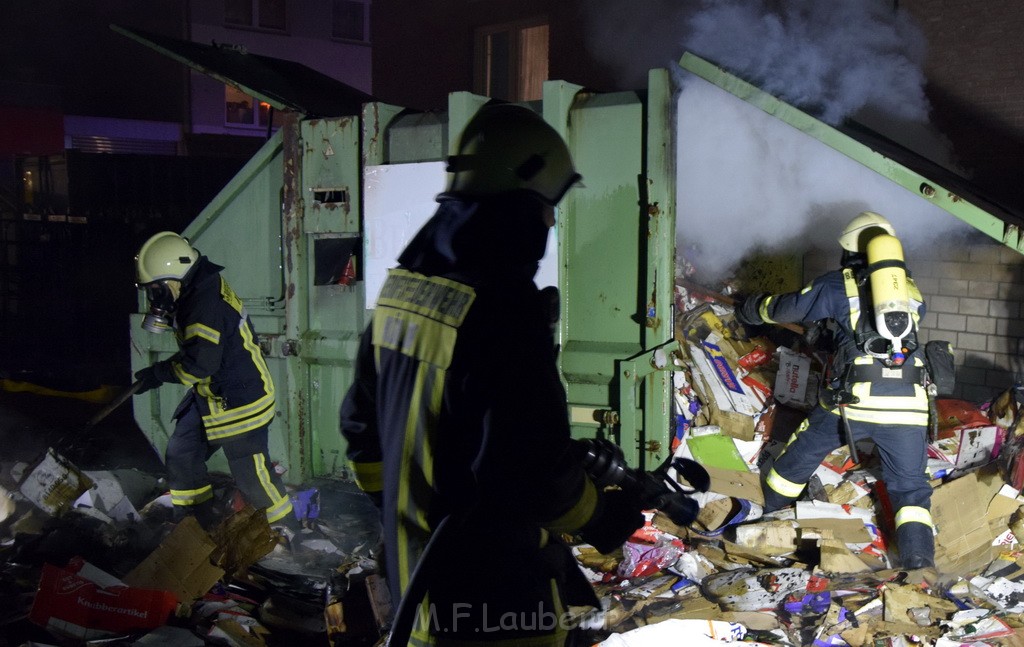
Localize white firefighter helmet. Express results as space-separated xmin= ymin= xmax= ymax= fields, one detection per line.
xmin=838 ymin=211 xmax=897 ymax=253
xmin=136 ymin=231 xmax=199 ymax=285
xmin=440 ymin=103 xmax=581 ymax=206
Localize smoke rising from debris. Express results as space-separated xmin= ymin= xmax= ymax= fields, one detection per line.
xmin=584 ymin=0 xmax=974 ymax=280
xmin=675 ymin=76 xmax=964 ymax=278
xmin=685 ymin=0 xmax=930 ymax=126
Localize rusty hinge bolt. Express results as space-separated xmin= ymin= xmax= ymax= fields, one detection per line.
xmin=594 ymin=410 xmax=620 ymax=426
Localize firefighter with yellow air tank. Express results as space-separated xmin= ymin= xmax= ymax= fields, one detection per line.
xmin=735 ymin=211 xmax=935 ymax=570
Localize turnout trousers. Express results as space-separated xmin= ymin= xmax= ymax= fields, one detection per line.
xmin=165 ymin=394 xmax=293 ymax=524
xmin=762 ymin=404 xmax=934 ymax=568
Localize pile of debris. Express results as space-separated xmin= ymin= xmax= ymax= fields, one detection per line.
xmin=7 ymin=279 xmax=1024 ymax=645
xmin=569 ymin=281 xmax=1024 ymax=645
xmin=0 ymin=454 xmax=387 ymax=646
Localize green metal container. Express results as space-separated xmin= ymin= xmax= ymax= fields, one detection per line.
xmin=129 ymin=48 xmax=1024 ymax=484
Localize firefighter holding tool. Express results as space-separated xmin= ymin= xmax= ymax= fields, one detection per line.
xmin=133 ymin=232 xmax=295 ymax=531
xmin=340 ymin=104 xmax=645 ymax=645
xmin=735 ymin=211 xmax=934 ymax=569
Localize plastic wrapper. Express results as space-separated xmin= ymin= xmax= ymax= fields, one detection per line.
xmin=616 ymin=538 xmax=686 ymax=579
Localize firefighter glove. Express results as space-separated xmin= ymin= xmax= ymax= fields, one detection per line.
xmin=134 ymin=366 xmax=163 ymax=394
xmin=735 ymin=292 xmax=767 ymax=327
xmin=580 ymin=489 xmax=645 ymax=554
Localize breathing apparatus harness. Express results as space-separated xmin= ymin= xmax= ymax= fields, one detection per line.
xmin=829 ymin=234 xmax=921 ymax=389
xmin=826 ymin=234 xmax=930 ymax=461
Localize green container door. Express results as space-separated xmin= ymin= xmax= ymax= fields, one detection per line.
xmin=557 ymin=71 xmax=678 ymax=470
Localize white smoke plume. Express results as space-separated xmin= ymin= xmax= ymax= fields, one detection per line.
xmin=584 ymin=0 xmax=975 ymax=280
xmin=685 ymin=0 xmax=930 ymax=126
xmin=675 ymin=75 xmax=968 ymax=278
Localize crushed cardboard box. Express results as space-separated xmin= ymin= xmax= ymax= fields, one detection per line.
xmin=123 ymin=516 xmax=225 ymax=606
xmin=933 ymin=471 xmax=997 ymax=576
xmin=209 ymin=505 xmax=279 ymax=578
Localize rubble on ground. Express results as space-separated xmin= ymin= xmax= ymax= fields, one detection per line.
xmin=571 ymin=280 xmax=1024 ymax=645
xmin=4 ymin=279 xmax=1024 ymax=645
xmin=0 ymin=457 xmax=387 ymax=646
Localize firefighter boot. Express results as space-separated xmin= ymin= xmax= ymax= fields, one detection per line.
xmin=172 ymin=499 xmax=220 ymax=531
xmin=760 ymin=469 xmax=797 ymax=513
xmin=896 ymin=521 xmax=935 ymax=569
xmin=761 ymin=488 xmax=796 ymax=513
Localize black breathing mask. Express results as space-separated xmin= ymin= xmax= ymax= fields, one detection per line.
xmin=140 ymin=282 xmax=176 ymax=334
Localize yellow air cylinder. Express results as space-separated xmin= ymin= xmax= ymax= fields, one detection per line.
xmin=866 ymin=233 xmax=912 ymax=345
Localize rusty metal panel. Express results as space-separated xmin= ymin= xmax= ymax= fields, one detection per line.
xmin=292 ymin=117 xmax=368 ymax=479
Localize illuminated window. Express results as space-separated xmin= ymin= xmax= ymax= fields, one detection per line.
xmin=332 ymin=0 xmax=369 ymax=42
xmin=475 ymin=20 xmax=549 ymax=101
xmin=225 ymin=0 xmax=286 ymax=31
xmin=225 ymin=86 xmax=281 ymax=129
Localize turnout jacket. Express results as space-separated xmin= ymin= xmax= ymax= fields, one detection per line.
xmin=152 ymin=257 xmax=276 ymax=442
xmin=755 ymin=267 xmax=929 ymax=426
xmin=341 ymin=198 xmax=606 ymax=644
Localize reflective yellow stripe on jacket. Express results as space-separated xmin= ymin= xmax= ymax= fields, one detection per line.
xmin=348 ymin=460 xmax=384 ymax=492
xmin=373 ymin=269 xmax=476 ymax=596
xmin=201 ymin=280 xmax=277 ymax=440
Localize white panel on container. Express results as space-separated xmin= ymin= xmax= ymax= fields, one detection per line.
xmin=363 ymin=162 xmax=558 ymax=309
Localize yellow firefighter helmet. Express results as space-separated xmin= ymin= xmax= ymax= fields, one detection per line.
xmin=838 ymin=211 xmax=897 ymax=253
xmin=441 ymin=103 xmax=581 ymax=206
xmin=135 ymin=231 xmax=199 ymax=285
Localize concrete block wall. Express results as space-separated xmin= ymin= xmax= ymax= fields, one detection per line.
xmin=803 ymin=239 xmax=1024 ymax=404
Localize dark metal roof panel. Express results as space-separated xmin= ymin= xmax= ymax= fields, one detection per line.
xmin=111 ymin=24 xmax=374 ymax=118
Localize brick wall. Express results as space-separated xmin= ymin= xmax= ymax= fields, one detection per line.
xmin=901 ymin=0 xmax=1024 ymax=212
xmin=804 ymin=240 xmax=1024 ymax=404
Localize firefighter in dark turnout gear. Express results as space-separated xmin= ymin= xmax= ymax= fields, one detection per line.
xmin=340 ymin=104 xmax=645 ymax=645
xmin=134 ymin=232 xmax=293 ymax=528
xmin=735 ymin=212 xmax=934 ymax=569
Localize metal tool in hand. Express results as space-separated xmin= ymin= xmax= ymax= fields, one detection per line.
xmin=577 ymin=437 xmax=711 ymax=527
xmin=55 ymin=380 xmax=144 ymax=460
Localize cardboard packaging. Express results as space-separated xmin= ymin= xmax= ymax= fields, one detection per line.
xmin=75 ymin=468 xmax=160 ymax=522
xmin=933 ymin=472 xmax=998 ymax=576
xmin=124 ymin=516 xmax=225 ymax=605
xmin=773 ymin=347 xmax=819 ymax=410
xmin=29 ymin=557 xmax=178 ymax=640
xmin=936 ymin=425 xmax=1000 ymax=473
